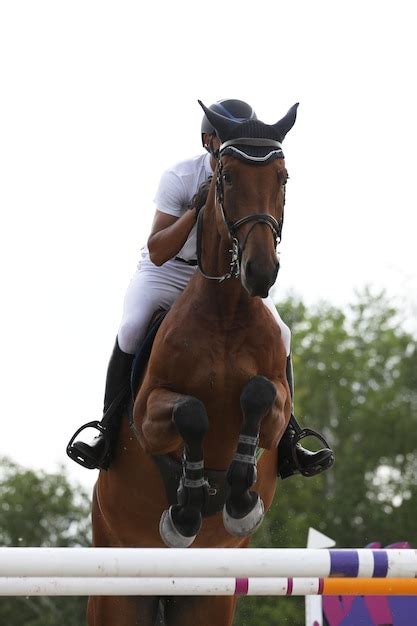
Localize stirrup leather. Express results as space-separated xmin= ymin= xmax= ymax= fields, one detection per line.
xmin=66 ymin=421 xmax=111 ymax=470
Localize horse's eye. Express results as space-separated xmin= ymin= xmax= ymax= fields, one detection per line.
xmin=222 ymin=171 xmax=232 ymax=185
xmin=278 ymin=170 xmax=289 ymax=187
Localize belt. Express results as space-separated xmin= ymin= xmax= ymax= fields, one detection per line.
xmin=175 ymin=257 xmax=198 ymax=266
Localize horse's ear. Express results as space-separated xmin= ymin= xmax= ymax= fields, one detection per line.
xmin=198 ymin=100 xmax=241 ymax=141
xmin=272 ymin=103 xmax=299 ymax=141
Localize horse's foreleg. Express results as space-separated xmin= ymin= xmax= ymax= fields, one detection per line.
xmin=139 ymin=388 xmax=185 ymax=455
xmin=224 ymin=375 xmax=276 ymax=537
xmin=160 ymin=395 xmax=209 ymax=547
xmin=139 ymin=389 xmax=209 ymax=548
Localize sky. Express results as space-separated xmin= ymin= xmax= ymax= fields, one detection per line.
xmin=0 ymin=0 xmax=416 ymax=493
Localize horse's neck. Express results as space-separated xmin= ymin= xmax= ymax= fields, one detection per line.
xmin=197 ymin=201 xmax=258 ymax=323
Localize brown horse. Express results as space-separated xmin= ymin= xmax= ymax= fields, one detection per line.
xmin=88 ymin=101 xmax=298 ymax=626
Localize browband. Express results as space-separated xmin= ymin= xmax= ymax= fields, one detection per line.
xmin=220 ymin=137 xmax=283 ymax=151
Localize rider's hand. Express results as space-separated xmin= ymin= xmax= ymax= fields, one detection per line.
xmin=189 ymin=177 xmax=212 ymax=218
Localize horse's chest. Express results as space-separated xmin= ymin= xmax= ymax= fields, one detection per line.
xmin=164 ymin=321 xmax=276 ymax=392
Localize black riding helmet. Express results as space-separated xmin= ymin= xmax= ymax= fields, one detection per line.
xmin=201 ymin=99 xmax=257 ymax=148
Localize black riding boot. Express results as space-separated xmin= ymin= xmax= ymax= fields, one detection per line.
xmin=67 ymin=338 xmax=134 ymax=470
xmin=278 ymin=354 xmax=334 ymax=479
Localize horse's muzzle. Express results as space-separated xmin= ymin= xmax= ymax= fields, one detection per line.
xmin=241 ymin=258 xmax=279 ymax=298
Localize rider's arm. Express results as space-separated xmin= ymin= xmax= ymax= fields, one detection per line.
xmin=147 ymin=208 xmax=197 ymax=266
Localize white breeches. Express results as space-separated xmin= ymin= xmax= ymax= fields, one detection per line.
xmin=263 ymin=296 xmax=291 ymax=357
xmin=118 ymin=256 xmax=291 ymax=357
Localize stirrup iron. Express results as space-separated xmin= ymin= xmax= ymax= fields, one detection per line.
xmin=66 ymin=421 xmax=111 ymax=470
xmin=290 ymin=426 xmax=334 ymax=477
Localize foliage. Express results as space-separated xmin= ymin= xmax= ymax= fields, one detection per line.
xmin=1 ymin=290 xmax=415 ymax=625
xmin=234 ymin=289 xmax=417 ymax=626
xmin=0 ymin=458 xmax=91 ymax=626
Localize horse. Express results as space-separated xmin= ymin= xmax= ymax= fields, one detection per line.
xmin=87 ymin=101 xmax=298 ymax=626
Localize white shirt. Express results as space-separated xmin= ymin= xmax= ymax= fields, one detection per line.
xmin=153 ymin=152 xmax=212 ymax=261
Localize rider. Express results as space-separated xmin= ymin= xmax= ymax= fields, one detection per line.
xmin=67 ymin=99 xmax=334 ymax=479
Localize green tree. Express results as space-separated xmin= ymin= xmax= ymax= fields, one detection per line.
xmin=0 ymin=457 xmax=91 ymax=626
xmin=235 ymin=289 xmax=417 ymax=626
xmin=1 ymin=290 xmax=415 ymax=626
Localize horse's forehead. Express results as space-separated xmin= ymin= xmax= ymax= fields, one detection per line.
xmin=221 ymin=155 xmax=286 ymax=175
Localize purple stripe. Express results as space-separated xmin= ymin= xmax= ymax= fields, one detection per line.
xmin=234 ymin=578 xmax=249 ymax=595
xmin=373 ymin=550 xmax=389 ymax=577
xmin=318 ymin=578 xmax=324 ymax=595
xmin=286 ymin=578 xmax=293 ymax=595
xmin=330 ymin=550 xmax=359 ymax=577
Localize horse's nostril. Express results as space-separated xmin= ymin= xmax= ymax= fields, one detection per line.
xmin=243 ymin=257 xmax=280 ymax=298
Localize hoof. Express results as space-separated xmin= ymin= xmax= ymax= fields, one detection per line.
xmin=223 ymin=495 xmax=265 ymax=537
xmin=159 ymin=507 xmax=197 ymax=548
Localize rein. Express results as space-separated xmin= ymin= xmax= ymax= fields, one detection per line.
xmin=196 ymin=151 xmax=283 ymax=282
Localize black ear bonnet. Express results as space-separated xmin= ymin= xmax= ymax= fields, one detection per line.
xmin=198 ymin=100 xmax=299 ymax=164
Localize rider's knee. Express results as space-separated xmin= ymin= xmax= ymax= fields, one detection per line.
xmin=279 ymin=321 xmax=291 ymax=356
xmin=117 ymin=318 xmax=143 ymax=354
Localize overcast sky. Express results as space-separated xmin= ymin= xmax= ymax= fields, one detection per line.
xmin=1 ymin=1 xmax=416 ymax=492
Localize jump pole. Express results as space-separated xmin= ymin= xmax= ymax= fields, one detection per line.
xmin=0 ymin=577 xmax=417 ymax=596
xmin=1 ymin=548 xmax=416 ymax=579
xmin=305 ymin=526 xmax=336 ymax=626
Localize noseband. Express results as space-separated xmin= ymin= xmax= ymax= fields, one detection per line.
xmin=197 ymin=147 xmax=284 ymax=282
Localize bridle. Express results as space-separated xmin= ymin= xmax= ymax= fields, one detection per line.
xmin=196 ymin=139 xmax=284 ymax=282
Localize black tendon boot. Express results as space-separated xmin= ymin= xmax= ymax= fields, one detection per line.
xmin=67 ymin=339 xmax=134 ymax=470
xmin=278 ymin=354 xmax=335 ymax=479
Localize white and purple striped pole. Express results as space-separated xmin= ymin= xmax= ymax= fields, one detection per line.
xmin=0 ymin=547 xmax=416 ymax=578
